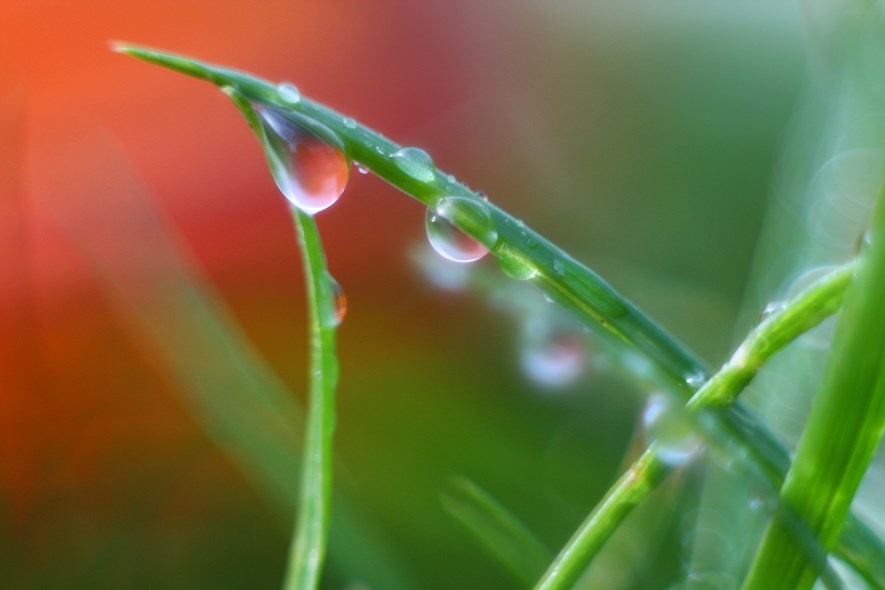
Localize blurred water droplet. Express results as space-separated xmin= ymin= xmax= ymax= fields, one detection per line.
xmin=425 ymin=197 xmax=496 ymax=263
xmin=392 ymin=147 xmax=436 ymax=182
xmin=685 ymin=371 xmax=705 ymax=388
xmin=642 ymin=392 xmax=701 ymax=466
xmin=277 ymin=82 xmax=301 ymax=105
xmin=754 ymin=301 xmax=787 ymax=326
xmin=256 ymin=106 xmax=349 ymax=214
xmin=520 ymin=319 xmax=586 ymax=388
xmin=343 ymin=117 xmax=357 ymax=129
xmin=446 ymin=173 xmax=455 ymax=183
xmin=552 ymin=258 xmax=565 ymax=275
xmin=355 ymin=162 xmax=369 ymax=175
xmin=497 ymin=244 xmax=539 ymax=280
xmin=478 ymin=192 xmax=488 ymax=201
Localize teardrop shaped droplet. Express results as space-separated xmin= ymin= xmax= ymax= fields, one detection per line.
xmin=256 ymin=106 xmax=349 ymax=214
xmin=328 ymin=274 xmax=347 ymax=326
xmin=277 ymin=82 xmax=301 ymax=106
xmin=392 ymin=147 xmax=436 ymax=183
xmin=520 ymin=319 xmax=586 ymax=388
xmin=496 ymin=243 xmax=539 ymax=280
xmin=642 ymin=392 xmax=701 ymax=466
xmin=425 ymin=197 xmax=497 ymax=263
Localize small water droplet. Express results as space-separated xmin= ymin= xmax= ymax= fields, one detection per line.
xmin=478 ymin=192 xmax=488 ymax=201
xmin=642 ymin=392 xmax=701 ymax=466
xmin=552 ymin=258 xmax=565 ymax=275
xmin=425 ymin=197 xmax=496 ymax=263
xmin=685 ymin=371 xmax=706 ymax=388
xmin=754 ymin=301 xmax=787 ymax=326
xmin=343 ymin=117 xmax=357 ymax=129
xmin=328 ymin=274 xmax=347 ymax=326
xmin=496 ymin=243 xmax=539 ymax=280
xmin=355 ymin=162 xmax=369 ymax=175
xmin=520 ymin=319 xmax=586 ymax=388
xmin=856 ymin=230 xmax=872 ymax=253
xmin=256 ymin=106 xmax=349 ymax=214
xmin=277 ymin=82 xmax=301 ymax=105
xmin=392 ymin=147 xmax=436 ymax=183
xmin=446 ymin=173 xmax=455 ymax=184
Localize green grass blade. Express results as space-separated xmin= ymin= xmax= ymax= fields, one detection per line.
xmin=440 ymin=475 xmax=553 ymax=586
xmin=534 ymin=262 xmax=866 ymax=590
xmin=224 ymin=92 xmax=340 ymax=590
xmin=115 ymin=44 xmax=885 ymax=587
xmin=742 ymin=193 xmax=885 ymax=589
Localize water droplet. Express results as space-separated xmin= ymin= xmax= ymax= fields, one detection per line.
xmin=552 ymin=258 xmax=565 ymax=275
xmin=343 ymin=117 xmax=357 ymax=129
xmin=478 ymin=192 xmax=488 ymax=201
xmin=496 ymin=243 xmax=539 ymax=280
xmin=256 ymin=106 xmax=349 ymax=214
xmin=446 ymin=174 xmax=455 ymax=184
xmin=277 ymin=82 xmax=301 ymax=105
xmin=856 ymin=230 xmax=872 ymax=253
xmin=392 ymin=147 xmax=436 ymax=183
xmin=425 ymin=197 xmax=496 ymax=263
xmin=328 ymin=274 xmax=347 ymax=326
xmin=685 ymin=371 xmax=706 ymax=388
xmin=520 ymin=319 xmax=586 ymax=388
xmin=754 ymin=301 xmax=787 ymax=326
xmin=642 ymin=392 xmax=701 ymax=466
xmin=355 ymin=162 xmax=369 ymax=175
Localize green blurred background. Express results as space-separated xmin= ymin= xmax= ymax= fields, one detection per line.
xmin=3 ymin=1 xmax=876 ymax=588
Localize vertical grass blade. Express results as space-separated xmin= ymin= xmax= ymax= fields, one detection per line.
xmin=742 ymin=192 xmax=885 ymax=589
xmin=224 ymin=92 xmax=340 ymax=590
xmin=440 ymin=475 xmax=553 ymax=586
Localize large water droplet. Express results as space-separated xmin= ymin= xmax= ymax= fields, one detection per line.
xmin=392 ymin=147 xmax=436 ymax=183
xmin=642 ymin=392 xmax=701 ymax=466
xmin=256 ymin=106 xmax=349 ymax=214
xmin=425 ymin=197 xmax=496 ymax=263
xmin=497 ymin=243 xmax=539 ymax=280
xmin=520 ymin=319 xmax=586 ymax=388
xmin=277 ymin=82 xmax=301 ymax=106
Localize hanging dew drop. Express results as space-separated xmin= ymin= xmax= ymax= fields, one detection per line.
xmin=425 ymin=196 xmax=497 ymax=263
xmin=277 ymin=82 xmax=301 ymax=106
xmin=392 ymin=147 xmax=436 ymax=183
xmin=642 ymin=392 xmax=701 ymax=466
xmin=256 ymin=106 xmax=349 ymax=214
xmin=496 ymin=243 xmax=539 ymax=280
xmin=355 ymin=162 xmax=369 ymax=175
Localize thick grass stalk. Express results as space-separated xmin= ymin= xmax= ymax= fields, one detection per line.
xmin=533 ymin=262 xmax=857 ymax=590
xmin=741 ymin=195 xmax=885 ymax=589
xmin=226 ymin=91 xmax=340 ymax=590
xmin=115 ymin=44 xmax=885 ymax=585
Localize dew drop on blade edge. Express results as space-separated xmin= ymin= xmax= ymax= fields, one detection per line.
xmin=425 ymin=210 xmax=489 ymax=263
xmin=329 ymin=275 xmax=347 ymax=326
xmin=392 ymin=147 xmax=436 ymax=183
xmin=256 ymin=106 xmax=349 ymax=214
xmin=277 ymin=82 xmax=301 ymax=105
xmin=642 ymin=392 xmax=700 ymax=466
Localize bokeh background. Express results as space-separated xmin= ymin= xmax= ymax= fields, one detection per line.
xmin=3 ymin=1 xmax=883 ymax=589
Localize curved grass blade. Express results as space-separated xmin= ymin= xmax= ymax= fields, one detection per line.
xmin=224 ymin=92 xmax=340 ymax=590
xmin=742 ymin=192 xmax=885 ymax=590
xmin=440 ymin=475 xmax=552 ymax=586
xmin=113 ymin=44 xmax=885 ymax=587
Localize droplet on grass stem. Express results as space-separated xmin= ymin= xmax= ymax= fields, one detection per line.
xmin=328 ymin=274 xmax=347 ymax=326
xmin=642 ymin=392 xmax=701 ymax=466
xmin=425 ymin=197 xmax=497 ymax=263
xmin=277 ymin=81 xmax=301 ymax=106
xmin=392 ymin=147 xmax=436 ymax=183
xmin=255 ymin=105 xmax=349 ymax=214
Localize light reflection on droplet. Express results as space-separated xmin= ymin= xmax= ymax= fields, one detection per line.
xmin=392 ymin=147 xmax=436 ymax=182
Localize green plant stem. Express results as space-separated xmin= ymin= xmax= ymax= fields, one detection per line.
xmin=284 ymin=208 xmax=339 ymax=590
xmin=741 ymin=196 xmax=885 ymax=589
xmin=533 ymin=261 xmax=857 ymax=590
xmin=224 ymin=90 xmax=340 ymax=590
xmin=115 ymin=45 xmax=885 ymax=586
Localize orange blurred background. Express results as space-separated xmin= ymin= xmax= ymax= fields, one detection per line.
xmin=0 ymin=2 xmax=808 ymax=588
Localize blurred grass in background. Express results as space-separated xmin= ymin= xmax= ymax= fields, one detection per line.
xmin=4 ymin=1 xmax=881 ymax=589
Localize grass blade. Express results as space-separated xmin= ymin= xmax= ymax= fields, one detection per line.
xmin=114 ymin=44 xmax=885 ymax=587
xmin=440 ymin=475 xmax=552 ymax=586
xmin=742 ymin=192 xmax=885 ymax=589
xmin=224 ymin=92 xmax=340 ymax=590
